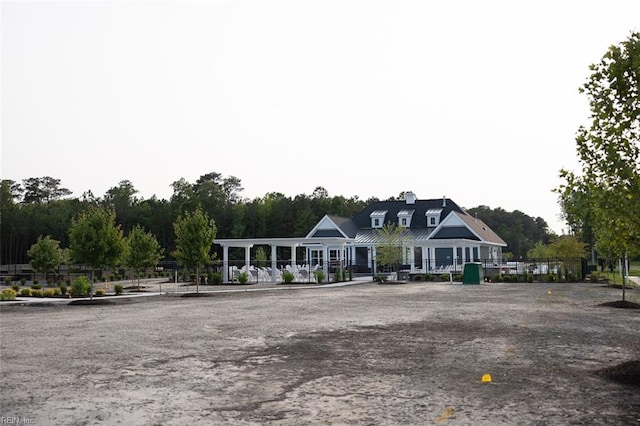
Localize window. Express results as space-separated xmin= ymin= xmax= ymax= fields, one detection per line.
xmin=370 ymin=210 xmax=388 ymax=228
xmin=401 ymin=218 xmax=407 ymax=226
xmin=425 ymin=208 xmax=442 ymax=227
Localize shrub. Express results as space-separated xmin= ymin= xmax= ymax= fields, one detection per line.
xmin=53 ymin=288 xmax=62 ymax=296
xmin=11 ymin=284 xmax=20 ymax=292
xmin=4 ymin=277 xmax=12 ymax=285
xmin=33 ymin=279 xmax=39 ymax=286
xmin=413 ymin=274 xmax=424 ymax=282
xmin=59 ymin=285 xmax=67 ymax=295
xmin=283 ymin=271 xmax=295 ymax=283
xmin=315 ymin=270 xmax=325 ymax=283
xmin=440 ymin=274 xmax=450 ymax=281
xmin=31 ymin=289 xmax=43 ymax=297
xmin=453 ymin=274 xmax=463 ymax=281
xmin=424 ymin=274 xmax=435 ymax=281
xmin=42 ymin=289 xmax=56 ymax=297
xmin=95 ymin=289 xmax=105 ymax=296
xmin=20 ymin=278 xmax=26 ymax=285
xmin=114 ymin=284 xmax=123 ymax=295
xmin=238 ymin=272 xmax=249 ymax=284
xmin=546 ymin=274 xmax=556 ymax=283
xmin=71 ymin=276 xmax=91 ymax=296
xmin=21 ymin=288 xmax=32 ymax=296
xmin=1 ymin=289 xmax=17 ymax=301
xmin=210 ymin=272 xmax=223 ymax=285
xmin=526 ymin=275 xmax=534 ymax=283
xmin=334 ymin=268 xmax=343 ymax=282
xmin=502 ymin=275 xmax=511 ymax=283
xmin=31 ymin=283 xmax=42 ymax=290
xmin=374 ymin=274 xmax=387 ymax=283
xmin=511 ymin=275 xmax=519 ymax=283
xmin=494 ymin=274 xmax=503 ymax=282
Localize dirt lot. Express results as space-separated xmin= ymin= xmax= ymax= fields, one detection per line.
xmin=1 ymin=281 xmax=639 ymax=425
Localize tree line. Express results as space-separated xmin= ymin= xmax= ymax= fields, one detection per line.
xmin=1 ymin=173 xmax=554 ymax=266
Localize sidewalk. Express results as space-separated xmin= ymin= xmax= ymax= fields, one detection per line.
xmin=1 ymin=276 xmax=374 ymax=306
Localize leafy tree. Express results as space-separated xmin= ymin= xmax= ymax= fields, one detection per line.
xmin=558 ymin=32 xmax=640 ymax=300
xmin=467 ymin=206 xmax=552 ymax=259
xmin=548 ymin=236 xmax=588 ymax=260
xmin=27 ymin=235 xmax=66 ymax=283
xmin=222 ymin=175 xmax=244 ymax=204
xmin=69 ymin=207 xmax=125 ymax=298
xmin=254 ymin=246 xmax=268 ymax=268
xmin=375 ymin=223 xmax=406 ymax=281
xmin=527 ymin=241 xmax=552 ymax=260
xmin=172 ymin=208 xmax=217 ymax=293
xmin=123 ymin=225 xmax=163 ymax=289
xmin=103 ymin=180 xmax=139 ymax=233
xmin=22 ymin=176 xmax=71 ymax=203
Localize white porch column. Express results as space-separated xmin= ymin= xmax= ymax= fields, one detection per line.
xmin=408 ymin=245 xmax=415 ymax=272
xmin=271 ymin=245 xmax=278 ymax=283
xmin=244 ymin=246 xmax=251 ymax=273
xmin=322 ymin=245 xmax=329 ymax=283
xmin=371 ymin=246 xmax=377 ymax=276
xmin=421 ymin=246 xmax=427 ymax=272
xmin=222 ymin=245 xmax=229 ymax=283
xmin=452 ymin=245 xmax=457 ymax=270
xmin=290 ymin=245 xmax=297 ymax=269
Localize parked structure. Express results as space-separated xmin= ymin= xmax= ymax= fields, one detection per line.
xmin=215 ymin=192 xmax=506 ymax=283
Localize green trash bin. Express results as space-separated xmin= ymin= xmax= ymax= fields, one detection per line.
xmin=463 ymin=262 xmax=483 ymax=285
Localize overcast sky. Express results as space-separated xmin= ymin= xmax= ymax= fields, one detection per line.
xmin=2 ymin=1 xmax=639 ymax=234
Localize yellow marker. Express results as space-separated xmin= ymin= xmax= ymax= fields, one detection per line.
xmin=547 ymin=290 xmax=552 ymax=295
xmin=435 ymin=407 xmax=455 ymax=422
xmin=481 ymin=373 xmax=492 ymax=383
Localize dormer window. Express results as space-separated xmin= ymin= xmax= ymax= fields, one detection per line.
xmin=425 ymin=208 xmax=442 ymax=227
xmin=397 ymin=209 xmax=414 ymax=228
xmin=370 ymin=210 xmax=387 ymax=228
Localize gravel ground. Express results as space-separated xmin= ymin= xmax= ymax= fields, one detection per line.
xmin=1 ymin=281 xmax=639 ymax=425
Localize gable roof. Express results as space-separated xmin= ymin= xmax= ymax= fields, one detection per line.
xmin=457 ymin=211 xmax=507 ymax=246
xmin=305 ymin=214 xmax=358 ymax=239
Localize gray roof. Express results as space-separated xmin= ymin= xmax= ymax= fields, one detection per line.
xmin=309 ymin=199 xmax=506 ymax=247
xmin=326 ymin=215 xmax=359 ymax=238
xmin=352 ymin=198 xmax=462 ymax=229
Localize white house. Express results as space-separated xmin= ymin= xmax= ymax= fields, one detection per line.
xmin=215 ymin=192 xmax=506 ymax=282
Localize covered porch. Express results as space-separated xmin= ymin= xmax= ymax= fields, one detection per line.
xmin=214 ymin=237 xmax=356 ymax=283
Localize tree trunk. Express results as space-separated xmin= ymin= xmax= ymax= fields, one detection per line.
xmin=90 ymin=269 xmax=94 ymax=300
xmin=622 ymin=253 xmax=627 ymax=302
xmin=196 ymin=266 xmax=200 ymax=293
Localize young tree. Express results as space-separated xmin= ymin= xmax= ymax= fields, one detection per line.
xmin=375 ymin=223 xmax=406 ymax=281
xmin=558 ymin=32 xmax=640 ymax=301
xmin=172 ymin=208 xmax=217 ymax=293
xmin=27 ymin=235 xmax=66 ymax=283
xmin=123 ymin=225 xmax=163 ymax=290
xmin=548 ymin=236 xmax=588 ymax=260
xmin=69 ymin=207 xmax=125 ymax=298
xmin=527 ymin=241 xmax=552 ymax=260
